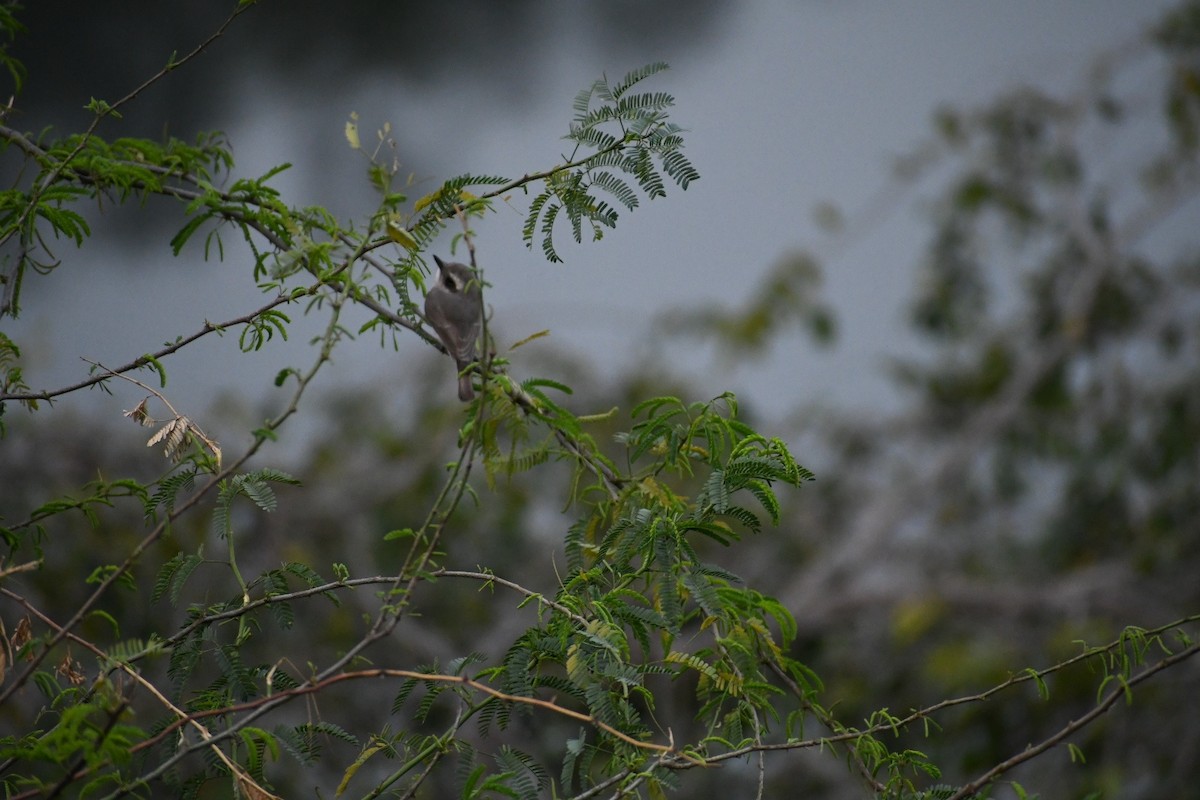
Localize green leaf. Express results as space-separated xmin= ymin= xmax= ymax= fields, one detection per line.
xmin=384 ymin=527 xmax=415 ymax=541
xmin=336 ymin=741 xmax=385 ymax=796
xmin=610 ymin=62 xmax=670 ymax=99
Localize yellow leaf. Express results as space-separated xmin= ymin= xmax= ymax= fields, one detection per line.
xmin=413 ymin=189 xmax=440 ymax=213
xmin=344 ymin=113 xmax=360 ymax=150
xmin=509 ymin=329 xmax=550 ymax=350
xmin=336 ymin=743 xmax=385 ymax=796
xmin=386 ymin=217 xmax=418 ymax=250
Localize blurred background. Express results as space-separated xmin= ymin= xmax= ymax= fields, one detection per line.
xmin=4 ymin=1 xmax=1180 ymax=417
xmin=3 ymin=2 xmax=1199 ymax=797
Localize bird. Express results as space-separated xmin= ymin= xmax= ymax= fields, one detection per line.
xmin=423 ymin=255 xmax=483 ymax=401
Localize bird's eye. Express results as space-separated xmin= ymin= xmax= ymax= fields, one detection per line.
xmin=443 ymin=275 xmax=457 ymax=292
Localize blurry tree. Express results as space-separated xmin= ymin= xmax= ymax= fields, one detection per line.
xmin=658 ymin=3 xmax=1200 ymax=797
xmin=2 ymin=3 xmax=1200 ymax=800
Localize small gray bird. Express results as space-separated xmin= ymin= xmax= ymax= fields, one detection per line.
xmin=424 ymin=255 xmax=483 ymax=401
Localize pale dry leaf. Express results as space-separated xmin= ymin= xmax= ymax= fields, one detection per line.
xmin=123 ymin=397 xmax=153 ymax=427
xmin=56 ymin=653 xmax=86 ymax=686
xmin=0 ymin=617 xmax=8 ymax=677
xmin=188 ymin=422 xmax=223 ymax=467
xmin=146 ymin=417 xmax=183 ymax=448
xmin=12 ymin=617 xmax=32 ymax=653
xmin=164 ymin=416 xmax=190 ymax=461
xmin=147 ymin=417 xmax=191 ymax=461
xmin=236 ymin=770 xmax=283 ymax=800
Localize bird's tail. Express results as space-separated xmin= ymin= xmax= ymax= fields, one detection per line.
xmin=457 ymin=371 xmax=474 ymax=402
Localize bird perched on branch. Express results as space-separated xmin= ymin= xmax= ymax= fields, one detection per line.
xmin=424 ymin=255 xmax=483 ymax=401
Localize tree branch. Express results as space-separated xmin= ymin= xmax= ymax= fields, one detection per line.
xmin=0 ymin=290 xmax=301 ymax=402
xmin=948 ymin=639 xmax=1200 ymax=800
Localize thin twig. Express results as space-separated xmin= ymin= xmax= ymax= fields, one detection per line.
xmin=124 ymin=668 xmax=684 ymax=763
xmin=433 ymin=568 xmax=589 ymax=626
xmin=947 ymin=640 xmax=1200 ymax=800
xmin=0 ymin=291 xmax=299 ymax=402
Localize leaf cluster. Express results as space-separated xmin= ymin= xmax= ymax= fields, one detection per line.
xmin=523 ymin=62 xmax=700 ymax=262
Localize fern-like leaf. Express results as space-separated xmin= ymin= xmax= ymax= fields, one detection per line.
xmin=494 ymin=747 xmax=547 ymax=800
xmin=237 ymin=474 xmax=277 ymax=512
xmin=609 ymin=62 xmax=670 ymax=99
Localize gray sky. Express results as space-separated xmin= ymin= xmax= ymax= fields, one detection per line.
xmin=6 ymin=2 xmax=1179 ymax=444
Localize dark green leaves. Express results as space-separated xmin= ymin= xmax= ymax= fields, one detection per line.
xmin=0 ymin=127 xmax=237 ymax=318
xmin=212 ymin=468 xmax=300 ymax=539
xmin=524 ymin=62 xmax=700 ymax=262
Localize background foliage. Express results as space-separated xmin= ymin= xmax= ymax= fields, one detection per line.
xmin=3 ymin=2 xmax=1200 ymax=799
